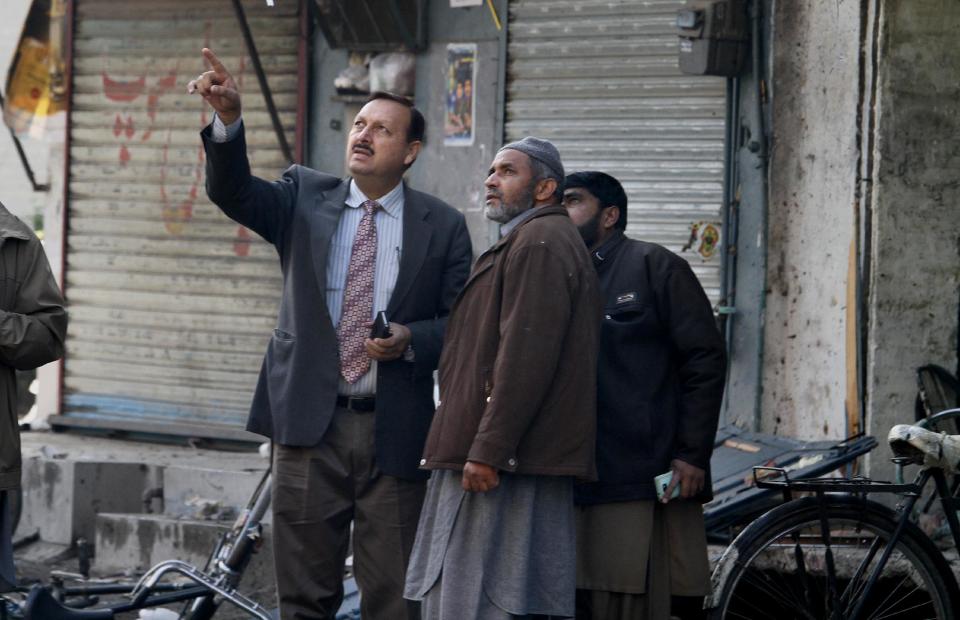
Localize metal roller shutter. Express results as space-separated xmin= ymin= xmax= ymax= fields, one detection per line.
xmin=506 ymin=0 xmax=726 ymax=301
xmin=58 ymin=0 xmax=302 ymax=440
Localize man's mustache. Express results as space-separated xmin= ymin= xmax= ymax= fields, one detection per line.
xmin=352 ymin=143 xmax=374 ymax=156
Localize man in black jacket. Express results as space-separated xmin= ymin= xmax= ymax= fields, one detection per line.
xmin=562 ymin=172 xmax=726 ymax=620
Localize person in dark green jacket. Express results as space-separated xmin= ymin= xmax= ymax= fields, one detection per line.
xmin=563 ymin=172 xmax=726 ymax=620
xmin=0 ymin=201 xmax=67 ymax=591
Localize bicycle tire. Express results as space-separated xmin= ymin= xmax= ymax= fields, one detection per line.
xmin=709 ymin=495 xmax=960 ymax=620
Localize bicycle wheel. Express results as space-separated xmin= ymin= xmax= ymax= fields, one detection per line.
xmin=709 ymin=495 xmax=959 ymax=619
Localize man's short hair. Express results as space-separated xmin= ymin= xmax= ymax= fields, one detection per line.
xmin=528 ymin=157 xmax=565 ymax=203
xmin=366 ymin=91 xmax=425 ymax=143
xmin=564 ymin=171 xmax=628 ymax=230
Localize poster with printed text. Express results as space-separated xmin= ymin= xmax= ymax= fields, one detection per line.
xmin=444 ymin=43 xmax=477 ymax=146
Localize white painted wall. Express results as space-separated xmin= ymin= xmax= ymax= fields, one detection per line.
xmin=761 ymin=0 xmax=861 ymax=440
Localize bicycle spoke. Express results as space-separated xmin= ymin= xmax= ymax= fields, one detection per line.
xmin=840 ymin=532 xmax=882 ymax=609
xmin=868 ymin=571 xmax=936 ymax=620
xmin=736 ymin=567 xmax=808 ymax=611
xmin=716 ymin=497 xmax=954 ymax=620
xmin=730 ymin=556 xmax=821 ymax=619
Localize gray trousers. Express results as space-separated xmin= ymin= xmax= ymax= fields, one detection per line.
xmin=272 ymin=406 xmax=426 ymax=620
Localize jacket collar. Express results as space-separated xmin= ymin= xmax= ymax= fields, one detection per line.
xmin=591 ymin=230 xmax=626 ymax=270
xmin=489 ymin=204 xmax=568 ymax=252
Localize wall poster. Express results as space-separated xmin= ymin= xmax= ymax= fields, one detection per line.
xmin=444 ymin=43 xmax=477 ymax=146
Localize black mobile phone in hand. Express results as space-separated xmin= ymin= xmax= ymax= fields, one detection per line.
xmin=370 ymin=311 xmax=392 ymax=339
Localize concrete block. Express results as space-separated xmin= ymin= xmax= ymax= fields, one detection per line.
xmin=162 ymin=466 xmax=271 ymax=525
xmin=95 ymin=513 xmax=276 ymax=610
xmin=20 ymin=458 xmax=160 ymax=545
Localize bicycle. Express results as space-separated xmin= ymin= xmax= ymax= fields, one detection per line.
xmin=707 ymin=408 xmax=960 ymax=619
xmin=3 ymin=468 xmax=275 ymax=620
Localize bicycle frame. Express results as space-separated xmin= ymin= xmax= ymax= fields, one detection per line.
xmin=708 ymin=463 xmax=960 ymax=620
xmin=14 ymin=468 xmax=275 ymax=620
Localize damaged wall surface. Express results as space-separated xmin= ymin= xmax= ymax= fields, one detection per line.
xmin=760 ymin=0 xmax=861 ymax=439
xmin=866 ymin=0 xmax=960 ymax=480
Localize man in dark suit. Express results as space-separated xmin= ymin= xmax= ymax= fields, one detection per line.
xmin=190 ymin=48 xmax=473 ymax=620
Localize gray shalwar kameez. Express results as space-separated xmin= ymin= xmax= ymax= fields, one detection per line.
xmin=405 ymin=469 xmax=576 ymax=619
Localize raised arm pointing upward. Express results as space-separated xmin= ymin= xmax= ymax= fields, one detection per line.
xmin=187 ymin=48 xmax=241 ymax=125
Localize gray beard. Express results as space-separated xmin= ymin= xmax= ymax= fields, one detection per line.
xmin=484 ymin=201 xmax=527 ymax=223
xmin=484 ymin=185 xmax=535 ymax=223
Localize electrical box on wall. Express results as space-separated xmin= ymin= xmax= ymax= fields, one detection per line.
xmin=677 ymin=0 xmax=748 ymax=76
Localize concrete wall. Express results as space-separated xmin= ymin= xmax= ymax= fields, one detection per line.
xmin=759 ymin=0 xmax=862 ymax=439
xmin=865 ymin=0 xmax=960 ymax=479
xmin=308 ymin=1 xmax=505 ymax=253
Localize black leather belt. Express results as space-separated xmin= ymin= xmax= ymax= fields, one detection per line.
xmin=336 ymin=395 xmax=376 ymax=412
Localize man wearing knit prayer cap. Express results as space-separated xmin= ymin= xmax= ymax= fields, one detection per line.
xmin=404 ymin=138 xmax=602 ymax=619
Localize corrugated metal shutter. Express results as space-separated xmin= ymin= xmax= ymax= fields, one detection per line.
xmin=506 ymin=0 xmax=725 ymax=301
xmin=59 ymin=0 xmax=301 ymax=439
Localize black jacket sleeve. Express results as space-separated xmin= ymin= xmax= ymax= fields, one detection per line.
xmin=658 ymin=262 xmax=727 ymax=469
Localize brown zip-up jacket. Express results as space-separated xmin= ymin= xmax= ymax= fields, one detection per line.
xmin=420 ymin=205 xmax=602 ymax=479
xmin=0 ymin=203 xmax=67 ymax=491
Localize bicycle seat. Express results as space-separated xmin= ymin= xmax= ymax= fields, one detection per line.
xmin=23 ymin=585 xmax=114 ymax=619
xmin=888 ymin=424 xmax=960 ymax=473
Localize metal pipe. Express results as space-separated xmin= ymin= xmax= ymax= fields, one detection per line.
xmin=131 ymin=560 xmax=273 ymax=620
xmin=718 ymin=75 xmax=741 ymax=423
xmin=231 ymin=0 xmax=294 ymax=165
xmin=296 ymin=0 xmax=309 ymax=164
xmin=0 ymin=90 xmax=50 ymax=192
xmin=490 ymin=0 xmax=509 ymax=246
xmin=57 ymin=0 xmax=77 ymax=420
xmin=224 ymin=473 xmax=272 ymax=570
xmin=750 ymin=0 xmax=770 ymax=432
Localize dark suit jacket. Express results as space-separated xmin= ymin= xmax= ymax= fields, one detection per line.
xmin=202 ymin=125 xmax=473 ymax=480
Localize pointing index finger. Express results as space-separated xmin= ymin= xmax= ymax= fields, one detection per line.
xmin=202 ymin=47 xmax=229 ymax=75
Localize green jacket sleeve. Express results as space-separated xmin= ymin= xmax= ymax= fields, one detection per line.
xmin=0 ymin=236 xmax=67 ymax=370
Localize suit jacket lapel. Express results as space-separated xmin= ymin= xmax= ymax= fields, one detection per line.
xmin=388 ymin=185 xmax=432 ymax=315
xmin=311 ymin=181 xmax=350 ymax=295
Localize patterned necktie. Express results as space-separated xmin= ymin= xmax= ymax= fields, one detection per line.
xmin=338 ymin=199 xmax=380 ymax=383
